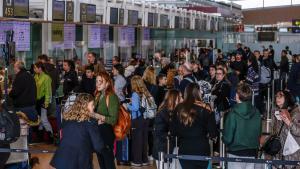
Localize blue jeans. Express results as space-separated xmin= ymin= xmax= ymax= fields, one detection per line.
xmin=5 ymin=161 xmax=28 ymax=169
xmin=15 ymin=106 xmax=38 ymax=121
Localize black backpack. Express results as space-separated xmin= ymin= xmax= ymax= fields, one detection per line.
xmin=0 ymin=106 xmax=20 ymax=144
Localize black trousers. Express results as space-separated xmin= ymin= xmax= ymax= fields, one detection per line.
xmin=96 ymin=124 xmax=116 ymax=169
xmin=131 ymin=117 xmax=149 ymax=164
xmin=148 ymin=118 xmax=154 ymax=156
xmin=0 ymin=144 xmax=10 ymax=169
xmin=180 ymin=159 xmax=208 ymax=169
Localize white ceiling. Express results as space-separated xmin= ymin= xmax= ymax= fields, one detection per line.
xmin=214 ymin=0 xmax=300 ymax=9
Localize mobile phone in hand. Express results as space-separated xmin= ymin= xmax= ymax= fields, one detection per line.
xmin=275 ymin=111 xmax=282 ymax=121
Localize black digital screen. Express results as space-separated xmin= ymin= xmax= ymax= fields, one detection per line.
xmin=53 ymin=0 xmax=65 ymax=21
xmin=66 ymin=1 xmax=74 ymax=22
xmin=119 ymin=8 xmax=124 ymax=25
xmin=80 ymin=3 xmax=96 ymax=23
xmin=175 ymin=16 xmax=180 ymax=29
xmin=195 ymin=19 xmax=200 ymax=30
xmin=148 ymin=12 xmax=154 ymax=27
xmin=154 ymin=13 xmax=158 ymax=27
xmin=258 ymin=32 xmax=275 ymax=41
xmin=160 ymin=14 xmax=168 ymax=28
xmin=14 ymin=0 xmax=29 ymax=18
xmin=110 ymin=7 xmax=118 ymax=24
xmin=128 ymin=10 xmax=138 ymax=25
xmin=87 ymin=4 xmax=96 ymax=22
xmin=184 ymin=17 xmax=190 ymax=29
xmin=3 ymin=0 xmax=29 ymax=18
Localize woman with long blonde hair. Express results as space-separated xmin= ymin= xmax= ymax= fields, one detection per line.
xmin=126 ymin=75 xmax=151 ymax=167
xmin=142 ymin=66 xmax=158 ymax=158
xmin=50 ymin=93 xmax=104 ymax=169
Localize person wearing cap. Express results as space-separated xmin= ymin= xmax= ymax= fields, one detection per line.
xmin=178 ymin=62 xmax=196 ymax=95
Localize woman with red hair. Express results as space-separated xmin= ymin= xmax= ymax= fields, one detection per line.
xmin=94 ymin=72 xmax=120 ymax=169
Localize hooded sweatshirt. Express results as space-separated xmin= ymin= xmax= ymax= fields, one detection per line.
xmin=223 ymin=101 xmax=261 ymax=156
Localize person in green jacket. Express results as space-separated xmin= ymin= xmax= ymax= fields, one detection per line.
xmin=94 ymin=72 xmax=119 ymax=169
xmin=223 ymin=82 xmax=261 ymax=169
xmin=34 ymin=62 xmax=53 ymax=142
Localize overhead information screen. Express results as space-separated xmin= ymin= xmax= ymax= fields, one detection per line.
xmin=128 ymin=10 xmax=138 ymax=25
xmin=175 ymin=16 xmax=180 ymax=29
xmin=148 ymin=13 xmax=154 ymax=27
xmin=110 ymin=7 xmax=118 ymax=24
xmin=80 ymin=3 xmax=96 ymax=22
xmin=14 ymin=0 xmax=29 ymax=18
xmin=66 ymin=1 xmax=74 ymax=22
xmin=292 ymin=19 xmax=300 ymax=33
xmin=154 ymin=13 xmax=158 ymax=27
xmin=53 ymin=0 xmax=65 ymax=21
xmin=258 ymin=32 xmax=275 ymax=41
xmin=3 ymin=0 xmax=29 ymax=18
xmin=160 ymin=14 xmax=168 ymax=28
xmin=119 ymin=8 xmax=124 ymax=25
xmin=184 ymin=17 xmax=190 ymax=29
xmin=87 ymin=4 xmax=96 ymax=22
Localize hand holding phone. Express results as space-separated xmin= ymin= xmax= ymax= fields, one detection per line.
xmin=275 ymin=111 xmax=282 ymax=121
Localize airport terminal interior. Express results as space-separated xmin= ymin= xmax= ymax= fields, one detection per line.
xmin=1 ymin=0 xmax=300 ymax=169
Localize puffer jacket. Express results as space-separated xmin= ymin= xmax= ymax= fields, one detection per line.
xmin=272 ymin=105 xmax=300 ymax=169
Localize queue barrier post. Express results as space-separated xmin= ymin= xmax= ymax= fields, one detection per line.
xmin=219 ymin=113 xmax=225 ymax=169
xmin=252 ymin=89 xmax=255 ymax=106
xmin=266 ymin=84 xmax=272 ymax=134
xmin=158 ymin=152 xmax=165 ymax=169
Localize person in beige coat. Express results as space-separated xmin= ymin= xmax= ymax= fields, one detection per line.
xmin=272 ymin=90 xmax=300 ymax=169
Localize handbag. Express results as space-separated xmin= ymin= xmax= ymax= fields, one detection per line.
xmin=283 ymin=130 xmax=300 ymax=156
xmin=105 ymin=96 xmax=131 ymax=141
xmin=261 ymin=122 xmax=284 ymax=156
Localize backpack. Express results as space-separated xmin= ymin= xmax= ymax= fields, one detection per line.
xmin=141 ymin=95 xmax=157 ymax=119
xmin=259 ymin=65 xmax=271 ymax=84
xmin=105 ymin=96 xmax=131 ymax=140
xmin=0 ymin=106 xmax=20 ymax=144
xmin=197 ymin=80 xmax=212 ymax=103
xmin=185 ymin=77 xmax=212 ymax=103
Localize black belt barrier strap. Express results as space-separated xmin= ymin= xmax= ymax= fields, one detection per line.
xmin=165 ymin=154 xmax=300 ymax=166
xmin=1 ymin=148 xmax=300 ymax=166
xmin=0 ymin=148 xmax=55 ymax=154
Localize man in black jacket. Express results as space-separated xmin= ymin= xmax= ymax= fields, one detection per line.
xmin=9 ymin=61 xmax=38 ymax=121
xmin=63 ymin=60 xmax=79 ymax=97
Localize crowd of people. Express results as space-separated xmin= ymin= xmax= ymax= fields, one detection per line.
xmin=0 ymin=43 xmax=300 ymax=169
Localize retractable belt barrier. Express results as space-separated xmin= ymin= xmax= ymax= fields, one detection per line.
xmin=0 ymin=148 xmax=55 ymax=154
xmin=159 ymin=153 xmax=300 ymax=167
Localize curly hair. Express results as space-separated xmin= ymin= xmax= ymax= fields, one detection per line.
xmin=142 ymin=66 xmax=156 ymax=85
xmin=63 ymin=93 xmax=94 ymax=122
